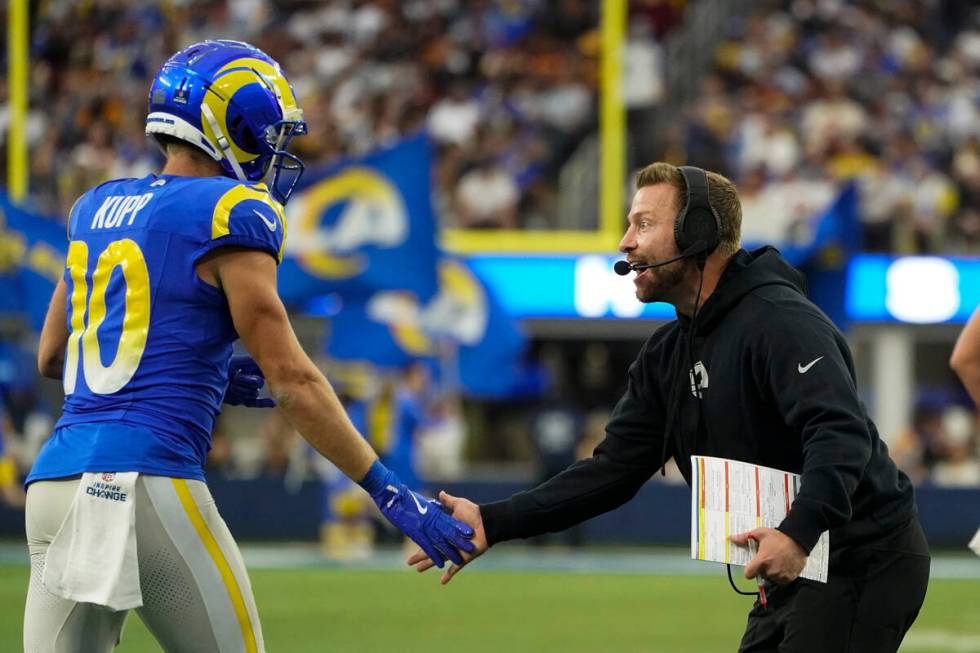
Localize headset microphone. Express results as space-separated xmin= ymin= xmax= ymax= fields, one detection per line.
xmin=613 ymin=241 xmax=708 ymax=276
xmin=612 ymin=260 xmax=634 ymax=276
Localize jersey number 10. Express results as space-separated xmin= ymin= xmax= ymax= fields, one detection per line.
xmin=63 ymin=239 xmax=151 ymax=396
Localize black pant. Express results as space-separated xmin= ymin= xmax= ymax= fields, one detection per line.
xmin=738 ymin=517 xmax=930 ymax=653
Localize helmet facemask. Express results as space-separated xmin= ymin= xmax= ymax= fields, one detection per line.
xmin=262 ymin=118 xmax=307 ymax=205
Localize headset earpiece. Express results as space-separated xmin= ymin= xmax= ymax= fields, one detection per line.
xmin=675 ymin=166 xmax=721 ymax=258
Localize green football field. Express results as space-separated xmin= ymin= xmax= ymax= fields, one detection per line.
xmin=0 ymin=558 xmax=977 ymax=652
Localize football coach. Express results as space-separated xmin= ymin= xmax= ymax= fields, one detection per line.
xmin=410 ymin=162 xmax=930 ymax=653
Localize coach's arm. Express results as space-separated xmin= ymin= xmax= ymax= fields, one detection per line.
xmin=37 ymin=279 xmax=69 ymax=379
xmin=201 ymin=247 xmax=378 ymax=481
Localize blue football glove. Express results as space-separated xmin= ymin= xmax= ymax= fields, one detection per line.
xmin=360 ymin=460 xmax=475 ymax=568
xmin=223 ymin=356 xmax=276 ymax=408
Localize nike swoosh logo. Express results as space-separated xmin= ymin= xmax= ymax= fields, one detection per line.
xmin=409 ymin=491 xmax=428 ymax=515
xmin=253 ymin=209 xmax=277 ymax=232
xmin=798 ymin=356 xmax=824 ymax=374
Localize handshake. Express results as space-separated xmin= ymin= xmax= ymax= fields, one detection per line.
xmin=359 ymin=460 xmax=477 ymax=568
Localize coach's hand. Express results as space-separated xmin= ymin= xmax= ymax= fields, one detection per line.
xmin=407 ymin=491 xmax=487 ymax=585
xmin=223 ymin=356 xmax=276 ymax=407
xmin=730 ymin=528 xmax=807 ymax=584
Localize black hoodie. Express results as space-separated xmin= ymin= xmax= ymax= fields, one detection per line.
xmin=481 ymin=247 xmax=917 ymax=554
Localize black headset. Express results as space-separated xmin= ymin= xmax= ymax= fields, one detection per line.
xmin=674 ymin=165 xmax=721 ymax=259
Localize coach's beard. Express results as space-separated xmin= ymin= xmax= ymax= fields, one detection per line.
xmin=634 ymin=259 xmax=687 ymax=304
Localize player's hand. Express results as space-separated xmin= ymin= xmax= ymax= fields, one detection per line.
xmin=370 ymin=481 xmax=475 ymax=569
xmin=407 ymin=491 xmax=487 ymax=585
xmin=223 ymin=356 xmax=276 ymax=407
xmin=730 ymin=527 xmax=807 ymax=584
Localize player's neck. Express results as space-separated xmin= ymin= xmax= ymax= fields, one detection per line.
xmin=159 ymin=152 xmax=224 ymax=178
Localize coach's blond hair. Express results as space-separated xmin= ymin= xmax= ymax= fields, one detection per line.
xmin=635 ymin=162 xmax=741 ymax=257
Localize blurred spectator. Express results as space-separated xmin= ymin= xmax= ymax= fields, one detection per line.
xmin=892 ymin=402 xmax=952 ymax=485
xmin=624 ymin=21 xmax=664 ymax=111
xmin=256 ymin=409 xmax=301 ymax=479
xmin=385 ymin=361 xmax=431 ymax=492
xmin=739 ymin=167 xmax=834 ymax=245
xmin=416 ymin=394 xmax=466 ymax=481
xmin=528 ymin=392 xmax=585 ymax=547
xmin=624 ymin=17 xmax=666 ymax=166
xmin=531 ymin=397 xmax=583 ymax=483
xmin=454 ymin=158 xmax=520 ymax=228
xmin=930 ymin=406 xmax=980 ymax=487
xmin=204 ymin=419 xmax=236 ymax=478
xmin=800 ymin=83 xmax=868 ymax=159
xmin=427 ymin=82 xmax=481 ymax=147
xmin=316 ymin=389 xmax=374 ymax=561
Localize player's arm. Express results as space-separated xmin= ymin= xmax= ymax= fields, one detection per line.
xmin=211 ymin=248 xmax=376 ymax=479
xmin=951 ymin=306 xmax=980 ymax=405
xmin=207 ymin=247 xmax=474 ymax=566
xmin=37 ymin=279 xmax=69 ymax=379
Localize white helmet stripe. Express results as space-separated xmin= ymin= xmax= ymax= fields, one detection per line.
xmin=145 ymin=112 xmax=222 ymax=161
xmin=200 ymin=103 xmax=248 ymax=182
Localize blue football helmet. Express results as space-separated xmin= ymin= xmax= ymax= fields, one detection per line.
xmin=146 ymin=40 xmax=307 ymax=204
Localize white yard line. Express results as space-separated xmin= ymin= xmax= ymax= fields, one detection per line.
xmin=902 ymin=630 xmax=980 ymax=652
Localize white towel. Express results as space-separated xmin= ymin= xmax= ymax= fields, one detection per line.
xmin=43 ymin=472 xmax=143 ymax=610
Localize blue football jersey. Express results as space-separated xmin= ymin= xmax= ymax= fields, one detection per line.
xmin=28 ymin=174 xmax=286 ymax=483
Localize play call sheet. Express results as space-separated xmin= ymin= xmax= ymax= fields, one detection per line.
xmin=691 ymin=455 xmax=830 ymax=583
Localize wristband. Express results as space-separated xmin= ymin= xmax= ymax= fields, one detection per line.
xmin=358 ymin=459 xmax=392 ymax=496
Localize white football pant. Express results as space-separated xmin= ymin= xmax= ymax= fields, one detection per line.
xmin=24 ymin=475 xmax=265 ymax=653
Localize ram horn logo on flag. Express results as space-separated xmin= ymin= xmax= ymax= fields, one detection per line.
xmin=278 ymin=133 xmax=441 ymax=305
xmin=326 ymin=258 xmax=531 ymax=398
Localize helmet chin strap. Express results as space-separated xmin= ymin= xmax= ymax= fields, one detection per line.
xmin=262 ymin=127 xmax=288 ymax=184
xmin=201 ymin=103 xmax=248 ymax=182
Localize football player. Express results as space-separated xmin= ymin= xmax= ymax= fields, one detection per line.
xmin=25 ymin=40 xmax=473 ymax=652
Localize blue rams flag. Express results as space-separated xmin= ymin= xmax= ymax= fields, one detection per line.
xmin=326 ymin=258 xmax=531 ymax=399
xmin=806 ymin=180 xmax=861 ymax=257
xmin=794 ymin=182 xmax=861 ymax=328
xmin=0 ymin=193 xmax=67 ymax=330
xmin=278 ymin=133 xmax=441 ymax=305
xmin=326 ymin=292 xmax=421 ymax=370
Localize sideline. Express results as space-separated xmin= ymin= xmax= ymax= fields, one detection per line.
xmin=4 ymin=541 xmax=975 ymax=579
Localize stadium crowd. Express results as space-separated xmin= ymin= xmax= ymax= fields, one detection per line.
xmin=3 ymin=0 xmax=977 ymax=253
xmin=674 ymin=0 xmax=980 ymax=254
xmin=6 ymin=0 xmax=610 ymax=230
